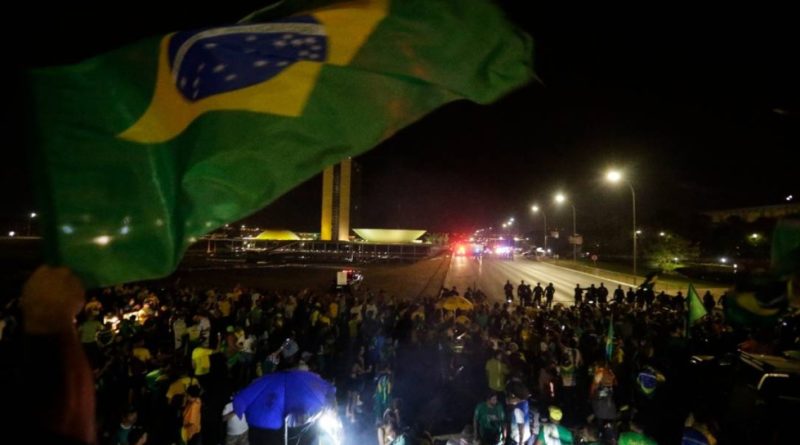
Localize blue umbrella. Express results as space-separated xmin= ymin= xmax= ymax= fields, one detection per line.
xmin=233 ymin=370 xmax=335 ymax=430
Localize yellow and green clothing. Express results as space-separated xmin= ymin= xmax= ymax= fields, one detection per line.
xmin=485 ymin=358 xmax=508 ymax=392
xmin=191 ymin=347 xmax=213 ymax=376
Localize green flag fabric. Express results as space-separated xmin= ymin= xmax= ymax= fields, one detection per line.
xmin=605 ymin=315 xmax=614 ymax=361
xmin=687 ymin=283 xmax=707 ymax=326
xmin=771 ymin=219 xmax=800 ymax=308
xmin=724 ymin=274 xmax=785 ymax=327
xmin=725 ymin=290 xmax=782 ymax=327
xmin=772 ymin=219 xmax=800 ymax=276
xmin=30 ymin=0 xmax=534 ymax=286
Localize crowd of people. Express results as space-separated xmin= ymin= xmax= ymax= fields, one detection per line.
xmin=0 ymin=265 xmax=795 ymax=445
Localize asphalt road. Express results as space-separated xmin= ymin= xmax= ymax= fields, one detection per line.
xmin=443 ymin=254 xmax=637 ymax=305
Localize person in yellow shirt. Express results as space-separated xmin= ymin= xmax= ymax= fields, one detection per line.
xmin=319 ymin=314 xmax=332 ymax=326
xmin=166 ymin=374 xmax=201 ymax=404
xmin=144 ymin=292 xmax=160 ymax=309
xmin=310 ymin=303 xmax=322 ymax=327
xmin=485 ymin=351 xmax=509 ymax=393
xmin=84 ymin=296 xmax=103 ymax=317
xmin=218 ymin=297 xmax=231 ymax=318
xmin=192 ymin=344 xmax=214 ymax=377
xmin=132 ymin=342 xmax=152 ymax=364
xmin=329 ymin=299 xmax=339 ymax=319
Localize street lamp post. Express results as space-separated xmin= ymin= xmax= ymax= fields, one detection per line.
xmin=555 ymin=194 xmax=577 ymax=262
xmin=606 ymin=171 xmax=637 ymax=283
xmin=631 ymin=184 xmax=636 ymax=282
xmin=569 ymin=204 xmax=576 ymax=262
xmin=531 ymin=205 xmax=547 ymax=253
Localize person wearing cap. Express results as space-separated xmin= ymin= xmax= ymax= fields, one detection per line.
xmin=536 ymin=406 xmax=573 ymax=445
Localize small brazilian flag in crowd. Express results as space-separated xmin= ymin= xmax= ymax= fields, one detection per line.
xmin=687 ymin=283 xmax=707 ymax=326
xmin=29 ymin=0 xmax=534 ymax=286
xmin=723 ymin=219 xmax=799 ymax=327
xmin=685 ymin=283 xmax=707 ymax=338
xmin=725 ymin=276 xmax=785 ymax=327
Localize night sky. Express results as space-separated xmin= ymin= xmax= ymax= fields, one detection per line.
xmin=2 ymin=2 xmax=797 ymax=236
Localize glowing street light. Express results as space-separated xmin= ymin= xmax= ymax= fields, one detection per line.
xmin=93 ymin=235 xmax=112 ymax=246
xmin=659 ymin=231 xmax=666 ymax=237
xmin=27 ymin=212 xmax=38 ymax=236
xmin=605 ymin=169 xmax=638 ymax=283
xmin=531 ymin=204 xmax=548 ymax=253
xmin=8 ymin=231 xmax=15 ymax=237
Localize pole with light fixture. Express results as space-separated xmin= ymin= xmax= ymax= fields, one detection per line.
xmin=606 ymin=170 xmax=637 ymax=283
xmin=531 ymin=205 xmax=547 ymax=254
xmin=554 ymin=193 xmax=577 ymax=262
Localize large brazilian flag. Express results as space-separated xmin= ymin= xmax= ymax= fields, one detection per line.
xmin=30 ymin=0 xmax=534 ymax=286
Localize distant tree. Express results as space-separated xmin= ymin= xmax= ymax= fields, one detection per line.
xmin=643 ymin=233 xmax=700 ymax=271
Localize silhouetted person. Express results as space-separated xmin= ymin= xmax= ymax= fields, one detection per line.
xmin=613 ymin=285 xmax=625 ymax=304
xmin=574 ymin=284 xmax=583 ymax=306
xmin=703 ymin=290 xmax=715 ymax=313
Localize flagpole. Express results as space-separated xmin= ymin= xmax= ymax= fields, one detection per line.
xmin=684 ymin=306 xmax=689 ymax=339
xmin=571 ymin=204 xmax=577 ymax=263
xmin=629 ymin=182 xmax=637 ymax=285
